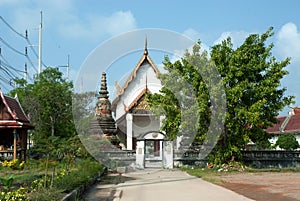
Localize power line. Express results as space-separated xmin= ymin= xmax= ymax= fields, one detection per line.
xmin=0 ymin=52 xmax=25 ymax=74
xmin=0 ymin=16 xmax=26 ymax=39
xmin=0 ymin=36 xmax=26 ymax=56
xmin=26 ymin=36 xmax=47 ymax=68
xmin=0 ymin=16 xmax=45 ymax=81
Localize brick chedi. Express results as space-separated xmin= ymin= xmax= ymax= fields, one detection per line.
xmin=95 ymin=72 xmax=117 ymax=136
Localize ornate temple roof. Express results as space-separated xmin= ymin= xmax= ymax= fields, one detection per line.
xmin=112 ymin=39 xmax=160 ymax=109
xmin=0 ymin=90 xmax=34 ymax=129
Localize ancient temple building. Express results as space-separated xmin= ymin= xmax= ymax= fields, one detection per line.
xmin=111 ymin=41 xmax=173 ymax=168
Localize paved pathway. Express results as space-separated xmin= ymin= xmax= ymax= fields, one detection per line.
xmin=83 ymin=169 xmax=254 ymax=201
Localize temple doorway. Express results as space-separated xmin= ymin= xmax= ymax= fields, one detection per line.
xmin=136 ymin=132 xmax=173 ymax=169
xmin=145 ymin=139 xmax=163 ymax=168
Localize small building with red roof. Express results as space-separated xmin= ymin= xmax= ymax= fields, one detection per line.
xmin=266 ymin=108 xmax=300 ymax=149
xmin=0 ymin=90 xmax=34 ymax=160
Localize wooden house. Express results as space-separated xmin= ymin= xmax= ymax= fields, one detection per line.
xmin=0 ymin=90 xmax=34 ymax=160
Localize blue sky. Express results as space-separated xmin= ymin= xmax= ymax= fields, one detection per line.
xmin=0 ymin=0 xmax=300 ymax=115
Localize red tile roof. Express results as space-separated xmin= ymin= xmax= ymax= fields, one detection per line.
xmin=284 ymin=114 xmax=300 ymax=133
xmin=266 ymin=113 xmax=300 ymax=134
xmin=266 ymin=116 xmax=286 ymax=133
xmin=0 ymin=90 xmax=34 ymax=129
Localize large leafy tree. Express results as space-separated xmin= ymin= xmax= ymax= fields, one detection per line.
xmin=9 ymin=68 xmax=76 ymax=158
xmin=211 ymin=28 xmax=293 ymax=162
xmin=149 ymin=28 xmax=294 ymax=163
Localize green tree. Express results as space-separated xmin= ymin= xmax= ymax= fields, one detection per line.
xmin=9 ymin=68 xmax=76 ymax=159
xmin=72 ymin=91 xmax=95 ymax=135
xmin=275 ymin=134 xmax=300 ymax=150
xmin=148 ymin=44 xmax=213 ymax=147
xmin=149 ymin=28 xmax=294 ymax=164
xmin=211 ymin=28 xmax=293 ymax=163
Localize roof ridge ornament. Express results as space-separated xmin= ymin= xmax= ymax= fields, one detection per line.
xmin=144 ymin=35 xmax=148 ymax=55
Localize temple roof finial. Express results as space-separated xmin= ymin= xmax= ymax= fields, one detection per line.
xmin=144 ymin=35 xmax=148 ymax=55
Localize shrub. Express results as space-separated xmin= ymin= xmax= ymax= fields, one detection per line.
xmin=2 ymin=159 xmax=25 ymax=170
xmin=276 ymin=133 xmax=300 ymax=150
xmin=0 ymin=187 xmax=28 ymax=201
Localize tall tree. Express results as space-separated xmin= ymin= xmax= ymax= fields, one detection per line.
xmin=211 ymin=28 xmax=293 ymax=162
xmin=9 ymin=68 xmax=75 ymax=143
xmin=148 ymin=28 xmax=294 ymax=163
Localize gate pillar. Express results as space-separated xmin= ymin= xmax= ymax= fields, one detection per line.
xmin=136 ymin=140 xmax=145 ymax=168
xmin=163 ymin=141 xmax=173 ymax=169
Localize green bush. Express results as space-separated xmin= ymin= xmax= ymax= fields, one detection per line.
xmin=28 ymin=187 xmax=63 ymax=201
xmin=0 ymin=187 xmax=28 ymax=201
xmin=28 ymin=159 xmax=103 ymax=200
xmin=276 ymin=133 xmax=300 ymax=150
xmin=54 ymin=159 xmax=103 ymax=192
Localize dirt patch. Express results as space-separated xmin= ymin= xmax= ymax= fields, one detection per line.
xmin=217 ymin=172 xmax=300 ymax=201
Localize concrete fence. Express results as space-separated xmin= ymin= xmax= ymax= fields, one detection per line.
xmin=103 ymin=150 xmax=300 ymax=168
xmin=241 ymin=150 xmax=300 ymax=168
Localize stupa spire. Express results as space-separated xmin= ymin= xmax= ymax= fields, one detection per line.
xmin=94 ymin=72 xmax=116 ymax=135
xmin=99 ymin=72 xmax=109 ymax=99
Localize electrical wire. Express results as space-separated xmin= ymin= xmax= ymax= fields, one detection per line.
xmin=0 ymin=16 xmax=27 ymax=39
xmin=0 ymin=15 xmax=48 ymax=85
xmin=0 ymin=37 xmax=26 ymax=56
xmin=26 ymin=37 xmax=47 ymax=68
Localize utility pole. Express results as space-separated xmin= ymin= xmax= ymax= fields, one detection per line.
xmin=38 ymin=11 xmax=42 ymax=75
xmin=24 ymin=63 xmax=27 ymax=81
xmin=56 ymin=54 xmax=70 ymax=80
xmin=67 ymin=54 xmax=70 ymax=81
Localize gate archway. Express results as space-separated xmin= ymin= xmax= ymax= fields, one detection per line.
xmin=135 ymin=132 xmax=173 ymax=169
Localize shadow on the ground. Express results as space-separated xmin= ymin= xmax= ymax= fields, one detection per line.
xmin=80 ymin=173 xmax=136 ymax=201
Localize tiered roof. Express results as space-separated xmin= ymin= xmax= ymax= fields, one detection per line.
xmin=0 ymin=90 xmax=34 ymax=129
xmin=112 ymin=39 xmax=159 ymax=111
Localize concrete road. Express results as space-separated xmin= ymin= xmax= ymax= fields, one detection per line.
xmin=114 ymin=169 xmax=254 ymax=201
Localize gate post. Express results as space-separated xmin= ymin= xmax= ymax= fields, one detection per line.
xmin=136 ymin=140 xmax=145 ymax=168
xmin=163 ymin=140 xmax=173 ymax=169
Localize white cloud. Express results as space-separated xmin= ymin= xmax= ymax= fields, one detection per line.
xmin=275 ymin=22 xmax=300 ymax=62
xmin=214 ymin=31 xmax=251 ymax=48
xmin=275 ymin=23 xmax=300 ymax=110
xmin=182 ymin=28 xmax=210 ymax=52
xmin=6 ymin=2 xmax=136 ymax=42
xmin=59 ymin=11 xmax=137 ymax=41
xmin=183 ymin=28 xmax=200 ymax=41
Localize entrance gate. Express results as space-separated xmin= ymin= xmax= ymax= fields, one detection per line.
xmin=145 ymin=140 xmax=163 ymax=168
xmin=136 ymin=132 xmax=173 ymax=169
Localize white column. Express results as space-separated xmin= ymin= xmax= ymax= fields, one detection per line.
xmin=136 ymin=140 xmax=145 ymax=168
xmin=163 ymin=141 xmax=174 ymax=169
xmin=126 ymin=113 xmax=133 ymax=150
